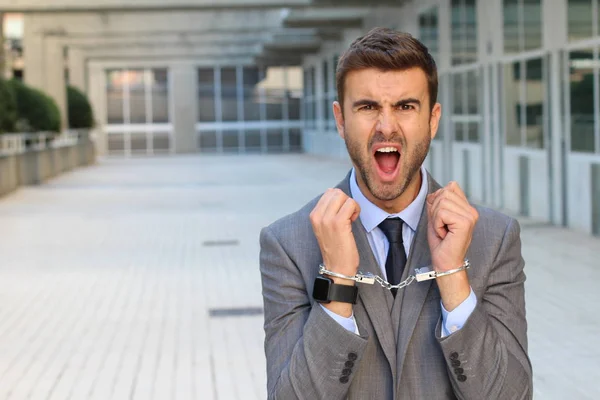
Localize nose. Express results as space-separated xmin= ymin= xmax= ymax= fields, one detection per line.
xmin=375 ymin=108 xmax=397 ymax=138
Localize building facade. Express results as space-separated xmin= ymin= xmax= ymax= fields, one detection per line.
xmin=4 ymin=0 xmax=600 ymax=236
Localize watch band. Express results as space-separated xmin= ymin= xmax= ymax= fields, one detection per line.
xmin=313 ymin=275 xmax=358 ymax=304
xmin=329 ymin=281 xmax=358 ymax=304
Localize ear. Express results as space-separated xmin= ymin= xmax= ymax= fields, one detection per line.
xmin=429 ymin=102 xmax=442 ymax=140
xmin=333 ymin=101 xmax=345 ymax=140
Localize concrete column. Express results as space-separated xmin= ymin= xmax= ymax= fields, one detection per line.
xmin=544 ymin=0 xmax=568 ymax=226
xmin=23 ymin=17 xmax=67 ymax=132
xmin=171 ymin=63 xmax=198 ymax=153
xmin=22 ymin=14 xmax=44 ymax=90
xmin=88 ymin=65 xmax=107 ymax=156
xmin=68 ymin=47 xmax=86 ymax=93
xmin=0 ymin=13 xmax=5 ymax=78
xmin=45 ymin=37 xmax=67 ymax=131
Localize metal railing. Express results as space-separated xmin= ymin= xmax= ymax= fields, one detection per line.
xmin=0 ymin=130 xmax=90 ymax=156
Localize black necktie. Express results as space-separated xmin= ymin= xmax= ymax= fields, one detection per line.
xmin=378 ymin=218 xmax=407 ymax=297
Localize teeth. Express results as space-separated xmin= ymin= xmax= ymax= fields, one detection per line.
xmin=376 ymin=147 xmax=398 ymax=153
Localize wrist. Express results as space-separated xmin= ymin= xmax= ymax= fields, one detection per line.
xmin=437 ymin=271 xmax=470 ymax=312
xmin=323 ymin=301 xmax=353 ymax=318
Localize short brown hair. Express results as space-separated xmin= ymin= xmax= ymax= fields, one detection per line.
xmin=336 ymin=27 xmax=438 ymax=111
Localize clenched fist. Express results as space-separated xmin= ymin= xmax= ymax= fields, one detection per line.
xmin=426 ymin=181 xmax=479 ymax=271
xmin=426 ymin=181 xmax=478 ymax=311
xmin=310 ymin=188 xmax=361 ymax=282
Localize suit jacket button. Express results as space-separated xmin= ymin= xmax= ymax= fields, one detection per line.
xmin=345 ymin=361 xmax=355 ymax=368
xmin=451 ymin=359 xmax=461 ymax=367
xmin=348 ymin=352 xmax=358 ymax=361
xmin=457 ymin=375 xmax=467 ymax=382
xmin=340 ymin=376 xmax=350 ymax=384
xmin=342 ymin=368 xmax=352 ymax=376
xmin=454 ymin=367 xmax=464 ymax=374
xmin=450 ymin=352 xmax=459 ymax=360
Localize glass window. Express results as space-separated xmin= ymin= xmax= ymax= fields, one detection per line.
xmin=504 ymin=62 xmax=522 ymax=146
xmin=569 ymin=49 xmax=596 ymax=152
xmin=467 ymin=122 xmax=479 ymax=142
xmin=451 ymin=0 xmax=463 ymax=65
xmin=333 ymin=54 xmax=340 ymax=97
xmin=263 ymin=67 xmax=285 ymax=121
xmin=198 ymin=68 xmax=215 ymax=122
xmin=451 ymin=0 xmax=478 ymax=65
xmin=221 ymin=67 xmax=238 ymax=122
xmin=151 ymin=68 xmax=169 ymax=123
xmin=106 ymin=69 xmax=124 ymax=124
xmin=466 ymin=70 xmax=479 ymax=114
xmin=453 ymin=73 xmax=464 ymax=114
xmin=464 ymin=0 xmax=477 ymax=62
xmin=451 ymin=69 xmax=481 ymax=143
xmin=128 ymin=69 xmax=146 ymax=124
xmin=525 ymin=58 xmax=544 ymax=148
xmin=419 ymin=7 xmax=439 ymax=62
xmin=322 ymin=60 xmax=329 ymax=125
xmin=222 ymin=130 xmax=239 ymax=150
xmin=523 ymin=0 xmax=542 ymax=50
xmin=243 ymin=67 xmax=261 ymax=121
xmin=503 ymin=0 xmax=542 ymax=53
xmin=568 ymin=0 xmax=594 ymax=41
xmin=454 ymin=122 xmax=465 ymax=142
xmin=288 ymin=67 xmax=303 ymax=121
xmin=503 ymin=0 xmax=520 ymax=53
xmin=309 ymin=67 xmax=316 ymax=128
xmin=504 ymin=58 xmax=546 ymax=147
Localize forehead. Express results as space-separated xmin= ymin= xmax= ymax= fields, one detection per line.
xmin=343 ymin=67 xmax=429 ymax=102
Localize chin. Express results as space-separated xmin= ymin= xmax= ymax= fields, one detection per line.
xmin=367 ymin=176 xmax=405 ymax=202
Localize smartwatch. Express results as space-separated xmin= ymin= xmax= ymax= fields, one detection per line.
xmin=312 ymin=275 xmax=358 ymax=304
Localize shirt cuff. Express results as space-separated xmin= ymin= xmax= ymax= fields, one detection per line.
xmin=319 ymin=304 xmax=360 ymax=335
xmin=440 ymin=287 xmax=477 ymax=338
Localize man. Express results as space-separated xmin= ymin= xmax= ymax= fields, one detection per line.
xmin=259 ymin=27 xmax=532 ymax=399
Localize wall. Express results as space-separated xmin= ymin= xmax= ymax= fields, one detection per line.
xmin=0 ymin=138 xmax=95 ymax=197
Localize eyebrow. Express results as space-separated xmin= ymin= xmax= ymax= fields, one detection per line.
xmin=351 ymin=98 xmax=422 ymax=109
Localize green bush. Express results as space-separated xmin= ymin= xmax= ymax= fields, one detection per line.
xmin=67 ymin=85 xmax=94 ymax=129
xmin=9 ymin=78 xmax=61 ymax=133
xmin=0 ymin=78 xmax=17 ymax=133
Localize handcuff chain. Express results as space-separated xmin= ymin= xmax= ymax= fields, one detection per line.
xmin=318 ymin=260 xmax=470 ymax=292
xmin=373 ymin=274 xmax=416 ymax=290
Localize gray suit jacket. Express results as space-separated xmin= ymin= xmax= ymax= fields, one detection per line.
xmin=259 ymin=171 xmax=533 ymax=399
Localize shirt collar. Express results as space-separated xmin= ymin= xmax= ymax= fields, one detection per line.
xmin=349 ymin=165 xmax=429 ymax=234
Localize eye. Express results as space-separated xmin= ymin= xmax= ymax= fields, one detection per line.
xmin=360 ymin=105 xmax=374 ymax=111
xmin=399 ymin=104 xmax=414 ymax=111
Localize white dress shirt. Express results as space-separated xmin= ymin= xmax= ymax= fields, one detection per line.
xmin=320 ymin=166 xmax=477 ymax=337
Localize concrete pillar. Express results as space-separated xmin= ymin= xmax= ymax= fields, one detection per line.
xmin=544 ymin=0 xmax=568 ymax=226
xmin=171 ymin=63 xmax=198 ymax=153
xmin=0 ymin=13 xmax=5 ymax=78
xmin=88 ymin=65 xmax=106 ymax=156
xmin=22 ymin=14 xmax=44 ymax=89
xmin=68 ymin=47 xmax=86 ymax=93
xmin=23 ymin=17 xmax=67 ymax=132
xmin=44 ymin=37 xmax=67 ymax=131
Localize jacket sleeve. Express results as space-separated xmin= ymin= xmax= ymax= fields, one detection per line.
xmin=436 ymin=218 xmax=533 ymax=400
xmin=259 ymin=226 xmax=369 ymax=400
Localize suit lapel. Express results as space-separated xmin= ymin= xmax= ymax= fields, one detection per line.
xmin=336 ymin=172 xmax=397 ymax=376
xmin=395 ymin=173 xmax=442 ymax=384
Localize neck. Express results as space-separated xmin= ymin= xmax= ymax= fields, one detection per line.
xmin=356 ymin=169 xmax=423 ymax=214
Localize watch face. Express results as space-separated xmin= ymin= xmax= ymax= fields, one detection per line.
xmin=312 ymin=276 xmax=332 ymax=303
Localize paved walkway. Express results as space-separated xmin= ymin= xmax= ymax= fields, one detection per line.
xmin=0 ymin=154 xmax=597 ymax=400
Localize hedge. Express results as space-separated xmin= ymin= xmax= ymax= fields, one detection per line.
xmin=67 ymin=85 xmax=95 ymax=129
xmin=0 ymin=78 xmax=17 ymax=133
xmin=9 ymin=78 xmax=61 ymax=133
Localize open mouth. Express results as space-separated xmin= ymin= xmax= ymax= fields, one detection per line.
xmin=373 ymin=146 xmax=401 ymax=180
